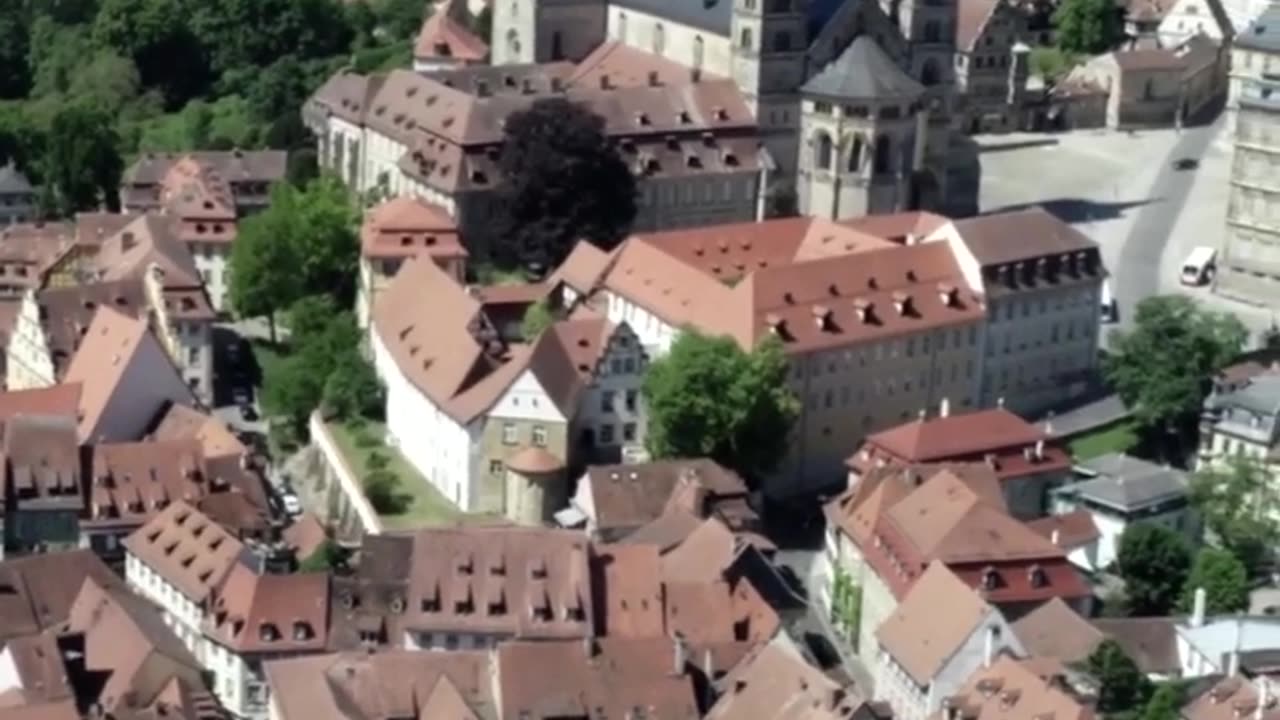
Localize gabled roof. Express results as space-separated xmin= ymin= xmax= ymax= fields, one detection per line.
xmin=1010 ymin=597 xmax=1105 ymax=665
xmin=123 ymin=501 xmax=245 ymax=603
xmin=1059 ymin=453 xmax=1189 ymax=512
xmin=801 ymin=36 xmax=924 ymax=100
xmin=0 ymin=384 xmax=82 ymax=423
xmin=0 ymin=550 xmax=121 ymax=643
xmin=583 ymin=458 xmax=749 ymax=534
xmin=205 ymin=564 xmax=330 ymax=654
xmin=95 ymin=214 xmax=203 ymax=287
xmin=0 ymin=163 xmax=34 ymax=194
xmin=865 ymin=408 xmax=1047 ymax=461
xmin=944 ymin=655 xmax=1096 ymax=720
xmin=877 ymin=562 xmax=994 ymax=685
xmin=942 ymin=207 xmax=1099 ymax=266
xmin=1237 ymin=2 xmax=1280 ymax=49
xmin=150 ymin=402 xmax=246 ymax=461
xmin=706 ymin=633 xmax=869 ymax=720
xmin=414 ymin=0 xmax=488 ymax=63
xmin=957 ymin=0 xmax=1005 ymax=52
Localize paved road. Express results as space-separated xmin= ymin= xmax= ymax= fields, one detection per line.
xmin=1111 ymin=119 xmax=1223 ymax=338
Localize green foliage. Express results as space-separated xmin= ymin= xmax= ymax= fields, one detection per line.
xmin=0 ymin=5 xmax=32 ymax=99
xmin=298 ymin=537 xmax=350 ymax=572
xmin=322 ymin=351 xmax=384 ymax=421
xmin=1116 ymin=523 xmax=1192 ymax=616
xmin=1105 ymin=296 xmax=1248 ymax=453
xmin=42 ymin=102 xmax=123 ymax=215
xmin=366 ymin=451 xmax=389 ymax=472
xmin=229 ymin=189 xmax=304 ymax=338
xmin=1191 ymin=457 xmax=1280 ymax=573
xmin=496 ymin=98 xmax=637 ymax=270
xmin=1182 ymin=547 xmax=1250 ymax=614
xmin=1053 ymin=0 xmax=1122 ymax=54
xmin=1030 ymin=46 xmax=1080 ymax=81
xmin=520 ymin=299 xmax=556 ymax=341
xmin=829 ymin=567 xmax=862 ymax=647
xmin=1085 ymin=639 xmax=1152 ymax=715
xmin=373 ymin=0 xmax=429 ymax=39
xmin=643 ymin=332 xmax=800 ymax=484
xmin=1139 ymin=683 xmax=1184 ymax=720
xmin=364 ymin=469 xmax=407 ymax=514
xmin=352 ymin=39 xmax=414 ymax=73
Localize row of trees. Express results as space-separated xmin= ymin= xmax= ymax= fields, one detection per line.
xmin=1115 ymin=523 xmax=1250 ymax=616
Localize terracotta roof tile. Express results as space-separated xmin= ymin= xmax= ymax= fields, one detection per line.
xmin=1089 ymin=617 xmax=1180 ymax=675
xmin=707 ymin=633 xmax=868 ymax=720
xmin=1183 ymin=676 xmax=1280 ymax=720
xmin=944 ymin=207 xmax=1101 ymax=267
xmin=86 ymin=440 xmax=212 ymax=527
xmin=414 ymin=0 xmax=488 ymax=63
xmin=205 ymin=565 xmax=330 ymax=654
xmin=150 ymin=402 xmax=246 ymax=461
xmin=2 ymin=414 xmax=82 ymax=513
xmin=123 ymin=500 xmax=245 ymax=603
xmin=660 ymin=516 xmax=740 ymax=583
xmin=583 ymin=458 xmax=750 ymax=536
xmin=38 ymin=280 xmax=148 ymax=376
xmin=1026 ymin=510 xmax=1101 ymax=551
xmin=569 ymin=40 xmax=717 ymax=88
xmin=840 ymin=211 xmax=951 ymax=243
xmin=360 ymin=195 xmax=464 ymax=261
xmin=283 ymin=512 xmax=328 ymax=560
xmin=940 ymin=655 xmax=1095 ymax=720
xmin=595 ymin=543 xmax=666 ymax=638
xmin=1 ymin=631 xmax=74 ymax=705
xmin=878 ymin=562 xmax=993 ymax=685
xmin=0 ymin=550 xmax=121 ymax=643
xmin=1010 ymin=597 xmax=1105 ymax=665
xmin=548 ymin=240 xmax=614 ymax=296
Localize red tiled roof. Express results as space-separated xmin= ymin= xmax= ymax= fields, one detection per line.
xmin=1027 ymin=510 xmax=1101 ymax=551
xmin=414 ymin=0 xmax=488 ymax=63
xmin=205 ymin=565 xmax=330 ymax=654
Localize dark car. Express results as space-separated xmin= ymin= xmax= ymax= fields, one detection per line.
xmin=240 ymin=404 xmax=259 ymax=422
xmin=1174 ymin=158 xmax=1199 ymax=171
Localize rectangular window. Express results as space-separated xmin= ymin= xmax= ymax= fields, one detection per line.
xmin=490 ymin=459 xmax=504 ymax=475
xmin=625 ymin=389 xmax=638 ymax=412
xmin=601 ymin=391 xmax=615 ymax=413
xmin=502 ymin=423 xmax=517 ymax=445
xmin=623 ymin=423 xmax=637 ymax=442
xmin=600 ymin=424 xmax=615 ymax=444
xmin=532 ymin=425 xmax=547 ymax=447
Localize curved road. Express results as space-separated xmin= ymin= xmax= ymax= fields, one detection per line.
xmin=1111 ymin=117 xmax=1223 ymax=336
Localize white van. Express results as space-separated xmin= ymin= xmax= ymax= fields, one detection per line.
xmin=1100 ymin=280 xmax=1117 ymax=323
xmin=1181 ymin=246 xmax=1217 ymax=286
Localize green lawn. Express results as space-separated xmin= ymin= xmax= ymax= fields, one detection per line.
xmin=1068 ymin=419 xmax=1140 ymax=461
xmin=326 ymin=418 xmax=477 ymax=530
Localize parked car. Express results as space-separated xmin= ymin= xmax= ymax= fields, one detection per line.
xmin=1174 ymin=158 xmax=1199 ymax=171
xmin=231 ymin=386 xmax=252 ymax=406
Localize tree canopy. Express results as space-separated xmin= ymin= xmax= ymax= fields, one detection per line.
xmin=495 ymin=98 xmax=637 ymax=270
xmin=1105 ymin=296 xmax=1247 ymax=455
xmin=642 ymin=331 xmax=799 ymax=484
xmin=41 ymin=102 xmax=123 ymax=215
xmin=1182 ymin=547 xmax=1250 ymax=615
xmin=1085 ymin=639 xmax=1151 ymax=715
xmin=1115 ymin=523 xmax=1191 ymax=616
xmin=1191 ymin=457 xmax=1280 ymax=573
xmin=1053 ymin=0 xmax=1122 ymax=54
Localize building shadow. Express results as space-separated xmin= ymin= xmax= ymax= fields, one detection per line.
xmin=984 ymin=196 xmax=1157 ymax=224
xmin=976 ymin=137 xmax=1061 ymax=154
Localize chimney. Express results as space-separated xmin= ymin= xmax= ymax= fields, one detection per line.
xmin=1258 ymin=680 xmax=1271 ymax=720
xmin=940 ymin=397 xmax=951 ymax=418
xmin=1034 ymin=439 xmax=1045 ymax=460
xmin=1228 ymin=615 xmax=1242 ymax=676
xmin=984 ymin=625 xmax=998 ymax=668
xmin=673 ymin=634 xmax=688 ymax=674
xmin=1050 ymin=528 xmax=1061 ymax=546
xmin=1191 ymin=587 xmax=1207 ymax=628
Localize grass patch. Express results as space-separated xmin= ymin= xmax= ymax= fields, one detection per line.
xmin=327 ymin=418 xmax=485 ymax=530
xmin=1069 ymin=419 xmax=1140 ymax=460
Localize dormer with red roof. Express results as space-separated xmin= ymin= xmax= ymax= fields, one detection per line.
xmin=847 ymin=406 xmax=1072 ymax=520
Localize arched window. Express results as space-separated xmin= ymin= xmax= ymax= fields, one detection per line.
xmin=506 ymin=29 xmax=520 ymax=58
xmin=618 ymin=12 xmax=628 ymax=43
xmin=551 ymin=31 xmax=564 ymax=60
xmin=694 ymin=35 xmax=705 ymax=71
xmin=740 ymin=27 xmax=754 ymax=50
xmin=815 ymin=133 xmax=833 ymax=170
xmin=653 ymin=23 xmax=666 ymax=55
xmin=873 ymin=135 xmax=892 ymax=174
xmin=921 ymin=58 xmax=940 ymax=86
xmin=848 ymin=135 xmax=864 ymax=172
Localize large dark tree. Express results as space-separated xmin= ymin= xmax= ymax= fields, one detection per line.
xmin=92 ymin=0 xmax=209 ymax=107
xmin=1191 ymin=457 xmax=1280 ymax=573
xmin=1105 ymin=295 xmax=1247 ymax=458
xmin=1116 ymin=523 xmax=1192 ymax=616
xmin=0 ymin=4 xmax=31 ymax=99
xmin=42 ymin=102 xmax=123 ymax=215
xmin=1085 ymin=640 xmax=1151 ymax=715
xmin=496 ymin=97 xmax=636 ymax=270
xmin=1053 ymin=0 xmax=1122 ymax=54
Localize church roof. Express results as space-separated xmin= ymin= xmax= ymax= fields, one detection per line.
xmin=611 ymin=0 xmax=735 ymax=34
xmin=801 ymin=36 xmax=924 ymax=100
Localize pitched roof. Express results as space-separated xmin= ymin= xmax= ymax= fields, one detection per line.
xmin=263 ymin=650 xmax=495 ymax=720
xmin=283 ymin=512 xmax=328 ymax=560
xmin=595 ymin=543 xmax=666 ymax=638
xmin=1237 ymin=3 xmax=1280 ymax=49
xmin=150 ymin=402 xmax=246 ymax=461
xmin=37 ymin=279 xmax=148 ymax=375
xmin=95 ymin=215 xmax=203 ymax=287
xmin=583 ymin=458 xmax=750 ymax=534
xmin=414 ymin=0 xmax=488 ymax=62
xmin=840 ymin=211 xmax=951 ymax=244
xmin=1111 ymin=47 xmax=1188 ymax=71
xmin=359 ymin=195 xmax=464 ymax=261
xmin=0 ymin=162 xmax=33 ymax=194
xmin=205 ymin=565 xmax=330 ymax=654
xmin=945 ymin=208 xmax=1099 ymax=266
xmin=1010 ymin=597 xmax=1105 ymax=665
xmin=877 ymin=562 xmax=994 ymax=685
xmin=497 ymin=638 xmax=700 ymax=720
xmin=957 ymin=0 xmax=1004 ymax=51
xmin=660 ymin=516 xmax=741 ymax=583
xmin=1026 ymin=510 xmax=1101 ymax=551
xmin=400 ymin=525 xmax=593 ymax=639
xmin=85 ymin=440 xmax=215 ymax=527
xmin=124 ymin=151 xmax=287 ymax=187
xmin=123 ymin=501 xmax=245 ymax=603
xmin=1 ymin=631 xmax=73 ymax=705
xmin=706 ymin=633 xmax=869 ymax=720
xmin=1 ymin=414 xmax=82 ymax=512
xmin=548 ymin=240 xmax=613 ymax=296
xmin=0 ymin=550 xmax=122 ymax=643
xmin=941 ymin=655 xmax=1096 ymax=720
xmin=1090 ymin=617 xmax=1180 ymax=674
xmin=569 ymin=40 xmax=715 ymax=88
xmin=802 ymin=36 xmax=924 ymax=100
xmin=864 ymin=408 xmax=1049 ymax=463
xmin=1059 ymin=454 xmax=1189 ymax=511
xmin=1183 ymin=677 xmax=1280 ymax=720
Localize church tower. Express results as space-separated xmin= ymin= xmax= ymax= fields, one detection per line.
xmin=887 ymin=0 xmax=957 ymax=87
xmin=730 ymin=0 xmax=811 ymax=175
xmin=491 ymin=0 xmax=606 ymax=66
xmin=797 ymin=37 xmax=929 ymax=219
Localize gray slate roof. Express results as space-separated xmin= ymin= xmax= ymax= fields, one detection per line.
xmin=1058 ymin=453 xmax=1188 ymax=511
xmin=1212 ymin=373 xmax=1280 ymax=416
xmin=0 ymin=163 xmax=33 ymax=195
xmin=612 ymin=0 xmax=735 ymax=34
xmin=1237 ymin=3 xmax=1280 ymax=51
xmin=801 ymin=36 xmax=924 ymax=100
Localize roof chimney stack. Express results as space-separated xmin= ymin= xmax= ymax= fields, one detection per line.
xmin=984 ymin=625 xmax=998 ymax=668
xmin=940 ymin=397 xmax=951 ymax=418
xmin=1191 ymin=587 xmax=1207 ymax=628
xmin=1229 ymin=614 xmax=1243 ymax=676
xmin=1050 ymin=528 xmax=1061 ymax=546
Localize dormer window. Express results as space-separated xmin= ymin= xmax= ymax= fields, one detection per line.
xmin=982 ymin=566 xmax=1000 ymax=590
xmin=938 ymin=283 xmax=958 ymax=307
xmin=636 ymin=112 xmax=651 ymax=126
xmin=292 ymin=621 xmax=314 ymax=641
xmin=813 ymin=305 xmax=833 ymax=330
xmin=1028 ymin=564 xmax=1047 ymax=588
xmin=259 ymin=623 xmax=280 ymax=642
xmin=892 ymin=291 xmax=912 ymax=316
xmin=853 ymin=298 xmax=874 ymax=324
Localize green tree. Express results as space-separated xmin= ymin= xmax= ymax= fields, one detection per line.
xmin=28 ymin=18 xmax=95 ymax=98
xmin=41 ymin=102 xmax=123 ymax=215
xmin=495 ymin=97 xmax=637 ymax=270
xmin=364 ymin=470 xmax=404 ymax=513
xmin=261 ymin=352 xmax=325 ymax=436
xmin=229 ymin=190 xmax=303 ymax=341
xmin=520 ymin=299 xmax=556 ymax=341
xmin=1116 ymin=523 xmax=1192 ymax=616
xmin=322 ymin=352 xmax=383 ymax=421
xmin=1191 ymin=457 xmax=1280 ymax=573
xmin=1105 ymin=296 xmax=1247 ymax=456
xmin=642 ymin=331 xmax=799 ymax=484
xmin=0 ymin=4 xmax=31 ymax=99
xmin=1085 ymin=639 xmax=1152 ymax=715
xmin=1053 ymin=0 xmax=1122 ymax=54
xmin=92 ymin=0 xmax=208 ymax=106
xmin=190 ymin=0 xmax=353 ymax=77
xmin=298 ymin=537 xmax=350 ymax=572
xmin=1182 ymin=547 xmax=1249 ymax=614
xmin=290 ymin=175 xmax=360 ymax=303
xmin=374 ymin=0 xmax=429 ymax=39
xmin=1139 ymin=683 xmax=1184 ymax=720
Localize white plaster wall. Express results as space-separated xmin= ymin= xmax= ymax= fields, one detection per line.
xmin=190 ymin=243 xmax=231 ymax=312
xmin=490 ymin=369 xmax=567 ymax=423
xmin=372 ymin=328 xmax=480 ymax=511
xmin=576 ymin=324 xmax=647 ymax=449
xmin=604 ymin=291 xmax=678 ymax=356
xmin=606 ymin=6 xmax=733 ymax=77
xmin=0 ymin=646 xmax=21 ymax=693
xmin=6 ymin=291 xmax=54 ymax=390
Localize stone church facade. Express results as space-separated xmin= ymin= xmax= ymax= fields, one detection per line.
xmin=492 ymin=0 xmax=981 ymax=218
